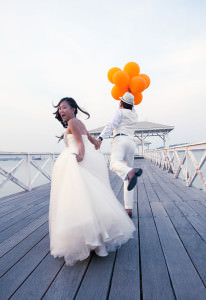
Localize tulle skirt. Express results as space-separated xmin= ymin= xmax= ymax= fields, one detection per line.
xmin=49 ymin=134 xmax=135 ymax=266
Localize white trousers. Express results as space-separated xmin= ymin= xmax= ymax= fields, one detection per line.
xmin=110 ymin=136 xmax=136 ymax=209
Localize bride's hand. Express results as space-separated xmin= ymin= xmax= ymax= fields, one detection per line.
xmin=73 ymin=153 xmax=84 ymax=162
xmin=94 ymin=139 xmax=102 ymax=150
xmin=94 ymin=139 xmax=100 ymax=150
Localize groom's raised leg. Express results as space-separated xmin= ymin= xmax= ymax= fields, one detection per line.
xmin=110 ymin=144 xmax=131 ymax=180
xmin=127 ymin=168 xmax=143 ymax=191
xmin=124 ymin=180 xmax=134 ymax=218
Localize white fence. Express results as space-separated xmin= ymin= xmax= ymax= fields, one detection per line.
xmin=2 ymin=144 xmax=205 ymax=195
xmin=0 ymin=151 xmax=111 ymax=196
xmin=144 ymin=142 xmax=206 ymax=191
xmin=0 ymin=152 xmax=59 ymax=192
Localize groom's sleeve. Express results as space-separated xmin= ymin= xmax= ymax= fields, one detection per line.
xmin=98 ymin=110 xmax=122 ymax=140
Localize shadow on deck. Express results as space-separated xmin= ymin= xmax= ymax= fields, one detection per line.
xmin=0 ymin=159 xmax=206 ymax=299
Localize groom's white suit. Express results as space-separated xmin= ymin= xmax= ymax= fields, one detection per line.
xmin=99 ymin=93 xmax=138 ymax=210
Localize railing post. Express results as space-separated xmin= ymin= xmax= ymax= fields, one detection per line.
xmin=25 ymin=153 xmax=31 ymax=190
xmin=185 ymin=148 xmax=188 ymax=185
xmin=144 ymin=142 xmax=206 ymax=190
xmin=51 ymin=153 xmax=55 ymax=174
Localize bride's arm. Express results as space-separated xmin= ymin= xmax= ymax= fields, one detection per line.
xmin=68 ymin=119 xmax=85 ymax=162
xmin=87 ymin=131 xmax=100 ymax=150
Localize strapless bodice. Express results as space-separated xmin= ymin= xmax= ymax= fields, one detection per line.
xmin=63 ymin=133 xmax=88 ymax=148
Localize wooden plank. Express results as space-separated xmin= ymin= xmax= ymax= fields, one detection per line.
xmin=163 ymin=206 xmax=206 ymax=286
xmin=142 ymin=164 xmax=160 ymax=202
xmin=173 ymin=201 xmax=199 ymax=217
xmin=145 ymin=164 xmax=206 ymax=286
xmin=0 ymin=201 xmax=48 ymax=232
xmin=0 ymin=235 xmax=50 ymax=299
xmin=148 ymin=176 xmax=183 ymax=204
xmin=144 ymin=165 xmax=206 ymax=245
xmin=184 ymin=200 xmax=206 ymax=222
xmin=0 ymin=213 xmax=48 ymax=257
xmin=0 ymin=205 xmax=20 ymax=218
xmin=143 ymin=162 xmax=160 ymax=184
xmin=0 ymin=184 xmax=50 ymax=205
xmin=0 ymin=222 xmax=48 ymax=277
xmin=150 ymin=163 xmax=206 ymax=208
xmin=149 ymin=162 xmax=206 ymax=201
xmin=0 ymin=189 xmax=49 ymax=209
xmin=43 ymin=258 xmax=90 ymax=300
xmin=109 ymin=186 xmax=141 ymax=300
xmin=0 ymin=190 xmax=49 ymax=222
xmin=75 ymin=252 xmax=116 ymax=300
xmin=10 ymin=252 xmax=64 ymax=300
xmin=0 ymin=205 xmax=48 ymax=243
xmin=161 ymin=201 xmax=184 ymax=217
xmin=0 ymin=195 xmax=48 ymax=224
xmin=0 ymin=192 xmax=49 ymax=213
xmin=143 ymin=181 xmax=160 ymax=202
xmin=137 ymin=183 xmax=175 ymax=300
xmin=147 ymin=166 xmax=205 ymax=221
xmin=151 ymin=183 xmax=172 ymax=203
xmin=151 ymin=202 xmax=206 ymax=300
xmin=138 ymin=182 xmax=153 ymax=218
xmin=108 ymin=236 xmax=140 ymax=300
xmin=139 ymin=216 xmax=175 ymax=300
xmin=182 ymin=214 xmax=206 ymax=242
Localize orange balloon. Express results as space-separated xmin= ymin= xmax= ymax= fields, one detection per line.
xmin=134 ymin=93 xmax=143 ymax=105
xmin=139 ymin=74 xmax=150 ymax=89
xmin=113 ymin=71 xmax=130 ymax=89
xmin=124 ymin=62 xmax=140 ymax=78
xmin=111 ymin=85 xmax=128 ymax=100
xmin=107 ymin=67 xmax=121 ymax=84
xmin=130 ymin=76 xmax=147 ymax=93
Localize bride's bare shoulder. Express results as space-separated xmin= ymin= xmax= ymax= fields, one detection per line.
xmin=68 ymin=118 xmax=87 ymax=134
xmin=68 ymin=118 xmax=84 ymax=127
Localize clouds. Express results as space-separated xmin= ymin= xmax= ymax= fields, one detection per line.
xmin=0 ymin=0 xmax=206 ymax=151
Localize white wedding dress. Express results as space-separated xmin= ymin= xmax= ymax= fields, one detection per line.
xmin=49 ymin=133 xmax=135 ymax=266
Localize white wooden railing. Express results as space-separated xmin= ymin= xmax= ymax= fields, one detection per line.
xmin=0 ymin=152 xmax=59 ymax=192
xmin=145 ymin=142 xmax=206 ymax=190
xmin=0 ymin=151 xmax=112 ymax=194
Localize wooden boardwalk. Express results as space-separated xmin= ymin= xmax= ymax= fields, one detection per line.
xmin=0 ymin=159 xmax=206 ymax=300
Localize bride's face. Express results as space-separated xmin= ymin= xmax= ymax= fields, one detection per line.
xmin=59 ymin=101 xmax=75 ymax=122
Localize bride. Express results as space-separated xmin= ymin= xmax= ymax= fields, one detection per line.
xmin=49 ymin=97 xmax=136 ymax=266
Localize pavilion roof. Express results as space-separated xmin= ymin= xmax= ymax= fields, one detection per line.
xmin=89 ymin=121 xmax=174 ymax=137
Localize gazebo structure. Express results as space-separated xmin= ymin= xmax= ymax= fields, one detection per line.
xmin=134 ymin=139 xmax=151 ymax=152
xmin=89 ymin=121 xmax=174 ymax=155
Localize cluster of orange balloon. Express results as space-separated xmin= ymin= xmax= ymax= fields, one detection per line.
xmin=107 ymin=62 xmax=150 ymax=105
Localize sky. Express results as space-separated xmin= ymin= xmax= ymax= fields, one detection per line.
xmin=0 ymin=0 xmax=206 ymax=153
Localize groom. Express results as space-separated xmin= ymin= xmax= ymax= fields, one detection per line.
xmin=97 ymin=92 xmax=142 ymax=218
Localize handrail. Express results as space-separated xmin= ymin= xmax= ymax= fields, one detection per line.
xmin=144 ymin=142 xmax=206 ymax=190
xmin=0 ymin=151 xmax=111 ymax=193
xmin=0 ymin=152 xmax=59 ymax=192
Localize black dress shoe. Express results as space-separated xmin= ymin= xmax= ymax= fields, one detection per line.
xmin=125 ymin=209 xmax=133 ymax=218
xmin=128 ymin=212 xmax=132 ymax=218
xmin=135 ymin=168 xmax=143 ymax=177
xmin=127 ymin=168 xmax=143 ymax=191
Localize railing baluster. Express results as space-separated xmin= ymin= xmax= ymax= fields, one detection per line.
xmin=145 ymin=142 xmax=206 ymax=191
